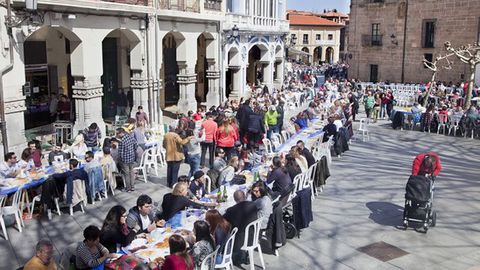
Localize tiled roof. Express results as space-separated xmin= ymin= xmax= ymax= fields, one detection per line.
xmin=322 ymin=11 xmax=349 ymax=18
xmin=288 ymin=14 xmax=343 ymax=27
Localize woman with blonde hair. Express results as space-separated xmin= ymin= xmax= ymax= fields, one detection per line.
xmin=160 ymin=182 xmax=207 ymax=221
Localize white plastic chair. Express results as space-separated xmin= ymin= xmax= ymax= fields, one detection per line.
xmin=102 ymin=164 xmax=116 ymax=198
xmin=29 ymin=194 xmax=41 ymax=219
xmin=262 ymin=138 xmax=275 ymax=156
xmin=0 ymin=190 xmax=25 ymax=240
xmin=305 ymin=163 xmax=318 ymax=199
xmin=358 ymin=118 xmax=370 ymax=141
xmin=215 ymin=227 xmax=238 ymax=270
xmin=437 ymin=114 xmax=449 ymax=135
xmin=271 ymin=133 xmax=283 ymax=149
xmin=133 ymin=148 xmax=158 ymax=183
xmin=281 ymin=130 xmax=291 ymax=143
xmin=155 ymin=144 xmax=167 ymax=167
xmin=448 ymin=118 xmax=461 ymax=136
xmin=201 ymin=246 xmax=220 ymax=270
xmin=241 ymin=218 xmax=266 ymax=270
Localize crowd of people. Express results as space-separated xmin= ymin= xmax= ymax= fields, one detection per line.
xmin=8 ymin=58 xmax=480 ymax=270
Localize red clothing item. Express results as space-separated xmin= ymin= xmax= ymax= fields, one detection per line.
xmin=216 ymin=125 xmax=238 ymax=148
xmin=201 ymin=119 xmax=218 ymax=143
xmin=162 ymin=254 xmax=194 ymax=270
xmin=412 ymin=152 xmax=442 ymax=176
xmin=32 ymin=150 xmax=42 ymax=167
xmin=192 ymin=113 xmax=202 ymax=121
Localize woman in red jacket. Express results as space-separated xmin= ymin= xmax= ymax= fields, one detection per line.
xmin=216 ymin=118 xmax=238 ymax=160
xmin=412 ymin=152 xmax=442 ymax=177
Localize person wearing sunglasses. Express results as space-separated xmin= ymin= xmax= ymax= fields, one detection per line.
xmin=0 ymin=152 xmax=20 ymax=178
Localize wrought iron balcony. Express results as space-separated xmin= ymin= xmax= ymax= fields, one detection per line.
xmin=362 ymin=35 xmax=383 ymax=47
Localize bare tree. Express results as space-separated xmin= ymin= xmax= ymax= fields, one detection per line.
xmin=422 ymin=52 xmax=454 ymax=107
xmin=444 ymin=41 xmax=480 ymax=109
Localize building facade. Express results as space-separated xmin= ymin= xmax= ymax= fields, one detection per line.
xmin=348 ymin=0 xmax=480 ymax=84
xmin=224 ymin=0 xmax=289 ymax=99
xmin=0 ymin=0 xmax=287 ymax=155
xmin=287 ymin=10 xmax=343 ymax=65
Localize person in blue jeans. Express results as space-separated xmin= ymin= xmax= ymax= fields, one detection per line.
xmin=185 ymin=128 xmax=205 ymax=178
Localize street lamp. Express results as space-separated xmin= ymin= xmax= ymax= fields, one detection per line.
xmin=223 ymin=25 xmax=240 ymax=46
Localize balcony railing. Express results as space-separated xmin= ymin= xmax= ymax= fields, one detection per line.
xmin=101 ymin=0 xmax=149 ymax=5
xmin=159 ymin=0 xmax=200 ymax=12
xmin=315 ymin=40 xmax=336 ymax=46
xmin=362 ymin=35 xmax=383 ymax=47
xmin=204 ymin=0 xmax=221 ymax=11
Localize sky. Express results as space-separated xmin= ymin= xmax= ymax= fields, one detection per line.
xmin=287 ymin=0 xmax=350 ymax=14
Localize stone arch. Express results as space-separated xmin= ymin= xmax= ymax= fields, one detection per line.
xmin=196 ymin=32 xmax=216 ymax=103
xmin=313 ymin=46 xmax=322 ymax=64
xmin=326 ymin=47 xmax=334 ymax=64
xmin=23 ymin=26 xmax=83 ymax=129
xmin=100 ymin=28 xmax=142 ymax=118
xmin=161 ymin=31 xmax=187 ymax=107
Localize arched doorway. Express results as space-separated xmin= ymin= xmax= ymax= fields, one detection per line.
xmin=196 ymin=32 xmax=215 ymax=104
xmin=226 ymin=46 xmax=240 ymax=98
xmin=101 ymin=29 xmax=140 ymax=119
xmin=247 ymin=44 xmax=268 ymax=86
xmin=301 ymin=47 xmax=310 ymax=63
xmin=326 ymin=47 xmax=334 ymax=64
xmin=162 ymin=32 xmax=183 ymax=107
xmin=313 ymin=47 xmax=322 ymax=65
xmin=23 ymin=26 xmax=81 ymax=129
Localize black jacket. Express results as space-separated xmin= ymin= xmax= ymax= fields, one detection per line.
xmin=247 ymin=112 xmax=265 ymax=134
xmin=292 ymin=188 xmax=313 ymax=230
xmin=314 ymin=156 xmax=330 ymax=187
xmin=266 ymin=167 xmax=293 ymax=195
xmin=160 ymin=193 xmax=205 ymax=221
xmin=100 ymin=225 xmax=136 ymax=253
xmin=223 ymin=201 xmax=258 ymax=252
xmin=300 ymin=148 xmax=316 ymax=167
xmin=322 ymin=123 xmax=337 ymax=143
xmin=237 ymin=104 xmax=253 ymax=130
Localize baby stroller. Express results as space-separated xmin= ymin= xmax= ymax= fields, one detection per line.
xmin=403 ymin=175 xmax=437 ymax=233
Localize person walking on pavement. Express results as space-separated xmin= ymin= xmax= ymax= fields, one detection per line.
xmin=116 ymin=128 xmax=137 ymax=192
xmin=163 ymin=125 xmax=193 ymax=188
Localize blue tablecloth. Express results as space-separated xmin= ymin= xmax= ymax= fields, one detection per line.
xmin=0 ymin=165 xmax=61 ymax=196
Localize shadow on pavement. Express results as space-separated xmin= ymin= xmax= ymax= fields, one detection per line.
xmin=366 ymin=201 xmax=404 ymax=227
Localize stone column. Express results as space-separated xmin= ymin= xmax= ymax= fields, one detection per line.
xmin=229 ymin=67 xmax=242 ymax=100
xmin=3 ymin=96 xmax=27 ymax=154
xmin=274 ymin=60 xmax=284 ymax=89
xmin=130 ymin=71 xmax=149 ymax=118
xmin=262 ymin=61 xmax=274 ymax=91
xmin=177 ymin=62 xmax=197 ymax=112
xmin=205 ymin=62 xmax=221 ymax=108
xmin=72 ymin=77 xmax=106 ymax=137
xmin=321 ymin=47 xmax=327 ymax=62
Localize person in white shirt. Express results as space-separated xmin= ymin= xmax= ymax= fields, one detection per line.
xmin=70 ymin=134 xmax=88 ymax=160
xmin=17 ymin=148 xmax=34 ymax=171
xmin=0 ymin=152 xmax=19 ymax=178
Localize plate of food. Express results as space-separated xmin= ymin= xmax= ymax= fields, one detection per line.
xmin=124 ymin=238 xmax=148 ymax=253
xmin=154 ymin=238 xmax=170 ymax=249
xmin=174 ymin=229 xmax=193 ymax=238
xmin=135 ymin=249 xmax=163 ymax=262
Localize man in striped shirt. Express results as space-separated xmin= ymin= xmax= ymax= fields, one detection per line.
xmin=116 ymin=128 xmax=137 ymax=192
